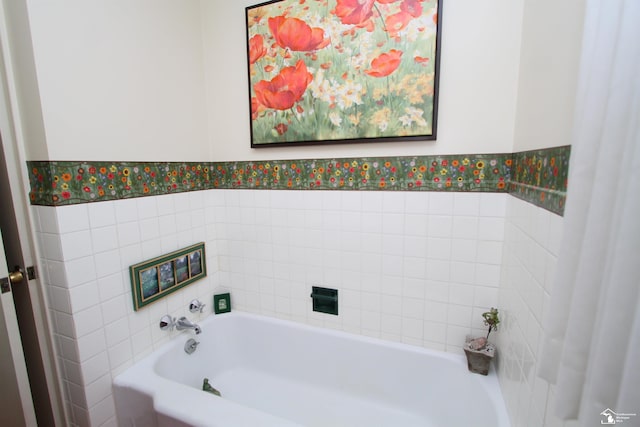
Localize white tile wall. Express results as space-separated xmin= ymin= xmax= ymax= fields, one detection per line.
xmin=497 ymin=196 xmax=572 ymax=427
xmin=34 ymin=189 xmax=508 ymax=426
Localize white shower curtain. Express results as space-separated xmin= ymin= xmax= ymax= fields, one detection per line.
xmin=538 ymin=0 xmax=640 ymax=423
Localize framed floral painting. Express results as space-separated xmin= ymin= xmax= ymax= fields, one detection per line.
xmin=246 ymin=0 xmax=442 ymax=147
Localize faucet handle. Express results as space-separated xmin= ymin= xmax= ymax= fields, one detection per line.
xmin=189 ymin=299 xmax=206 ymax=313
xmin=159 ymin=315 xmax=175 ymax=331
xmin=184 ymin=338 xmax=200 ymax=355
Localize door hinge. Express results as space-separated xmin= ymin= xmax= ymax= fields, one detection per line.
xmin=26 ymin=266 xmax=37 ymax=280
xmin=1 ymin=277 xmax=9 ymax=293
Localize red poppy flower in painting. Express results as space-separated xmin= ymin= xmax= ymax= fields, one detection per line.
xmin=365 ymin=49 xmax=403 ymax=77
xmin=248 ymin=34 xmax=267 ymax=64
xmin=251 ymin=97 xmax=266 ymax=120
xmin=253 ymin=60 xmax=313 ymax=110
xmin=332 ymin=0 xmax=376 ymax=26
xmin=400 ymin=0 xmax=422 ymax=17
xmin=385 ymin=11 xmax=412 ymax=35
xmin=386 ymin=0 xmax=422 ymax=35
xmin=274 ymin=123 xmax=288 ymax=135
xmin=268 ymin=16 xmax=330 ymax=52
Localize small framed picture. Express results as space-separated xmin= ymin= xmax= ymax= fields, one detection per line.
xmin=129 ymin=242 xmax=207 ymax=310
xmin=174 ymin=256 xmax=189 ymax=284
xmin=140 ymin=267 xmax=159 ymax=300
xmin=159 ymin=261 xmax=175 ymax=291
xmin=190 ymin=250 xmax=203 ymax=276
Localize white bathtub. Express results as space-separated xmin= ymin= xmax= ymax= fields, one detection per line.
xmin=114 ymin=312 xmax=510 ymax=427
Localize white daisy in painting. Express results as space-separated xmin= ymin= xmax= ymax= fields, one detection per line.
xmin=399 ymin=106 xmax=427 ymax=127
xmin=329 ymin=111 xmax=343 ymax=127
xmin=335 ymin=79 xmax=364 ymax=109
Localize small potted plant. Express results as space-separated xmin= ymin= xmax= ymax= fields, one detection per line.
xmin=464 ymin=307 xmax=500 ymax=375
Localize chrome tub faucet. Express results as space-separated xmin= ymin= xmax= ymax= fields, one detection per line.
xmin=175 ymin=316 xmax=202 ymax=334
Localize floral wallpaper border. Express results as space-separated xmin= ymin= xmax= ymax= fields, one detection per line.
xmin=26 ymin=146 xmax=570 ymax=215
xmin=509 ymin=145 xmax=571 ymax=215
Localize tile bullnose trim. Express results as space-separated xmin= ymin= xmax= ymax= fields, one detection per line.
xmin=508 ymin=182 xmax=566 ymax=216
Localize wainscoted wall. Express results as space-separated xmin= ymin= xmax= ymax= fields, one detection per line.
xmin=33 ymin=189 xmax=508 ymax=426
xmin=27 ymin=145 xmax=571 ymax=426
xmin=6 ymin=0 xmax=587 ymax=423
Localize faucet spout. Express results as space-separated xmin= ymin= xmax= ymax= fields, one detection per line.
xmin=175 ymin=316 xmax=202 ymax=334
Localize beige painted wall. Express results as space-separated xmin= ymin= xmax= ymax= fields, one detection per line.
xmin=1 ymin=0 xmax=48 ymax=160
xmin=15 ymin=0 xmax=586 ymax=160
xmin=513 ymin=0 xmax=586 ymax=152
xmin=24 ymin=0 xmax=209 ymax=161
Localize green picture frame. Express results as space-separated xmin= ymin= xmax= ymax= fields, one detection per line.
xmin=129 ymin=242 xmax=206 ymax=311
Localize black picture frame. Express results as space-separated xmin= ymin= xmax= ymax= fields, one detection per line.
xmin=245 ymin=0 xmax=442 ymax=147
